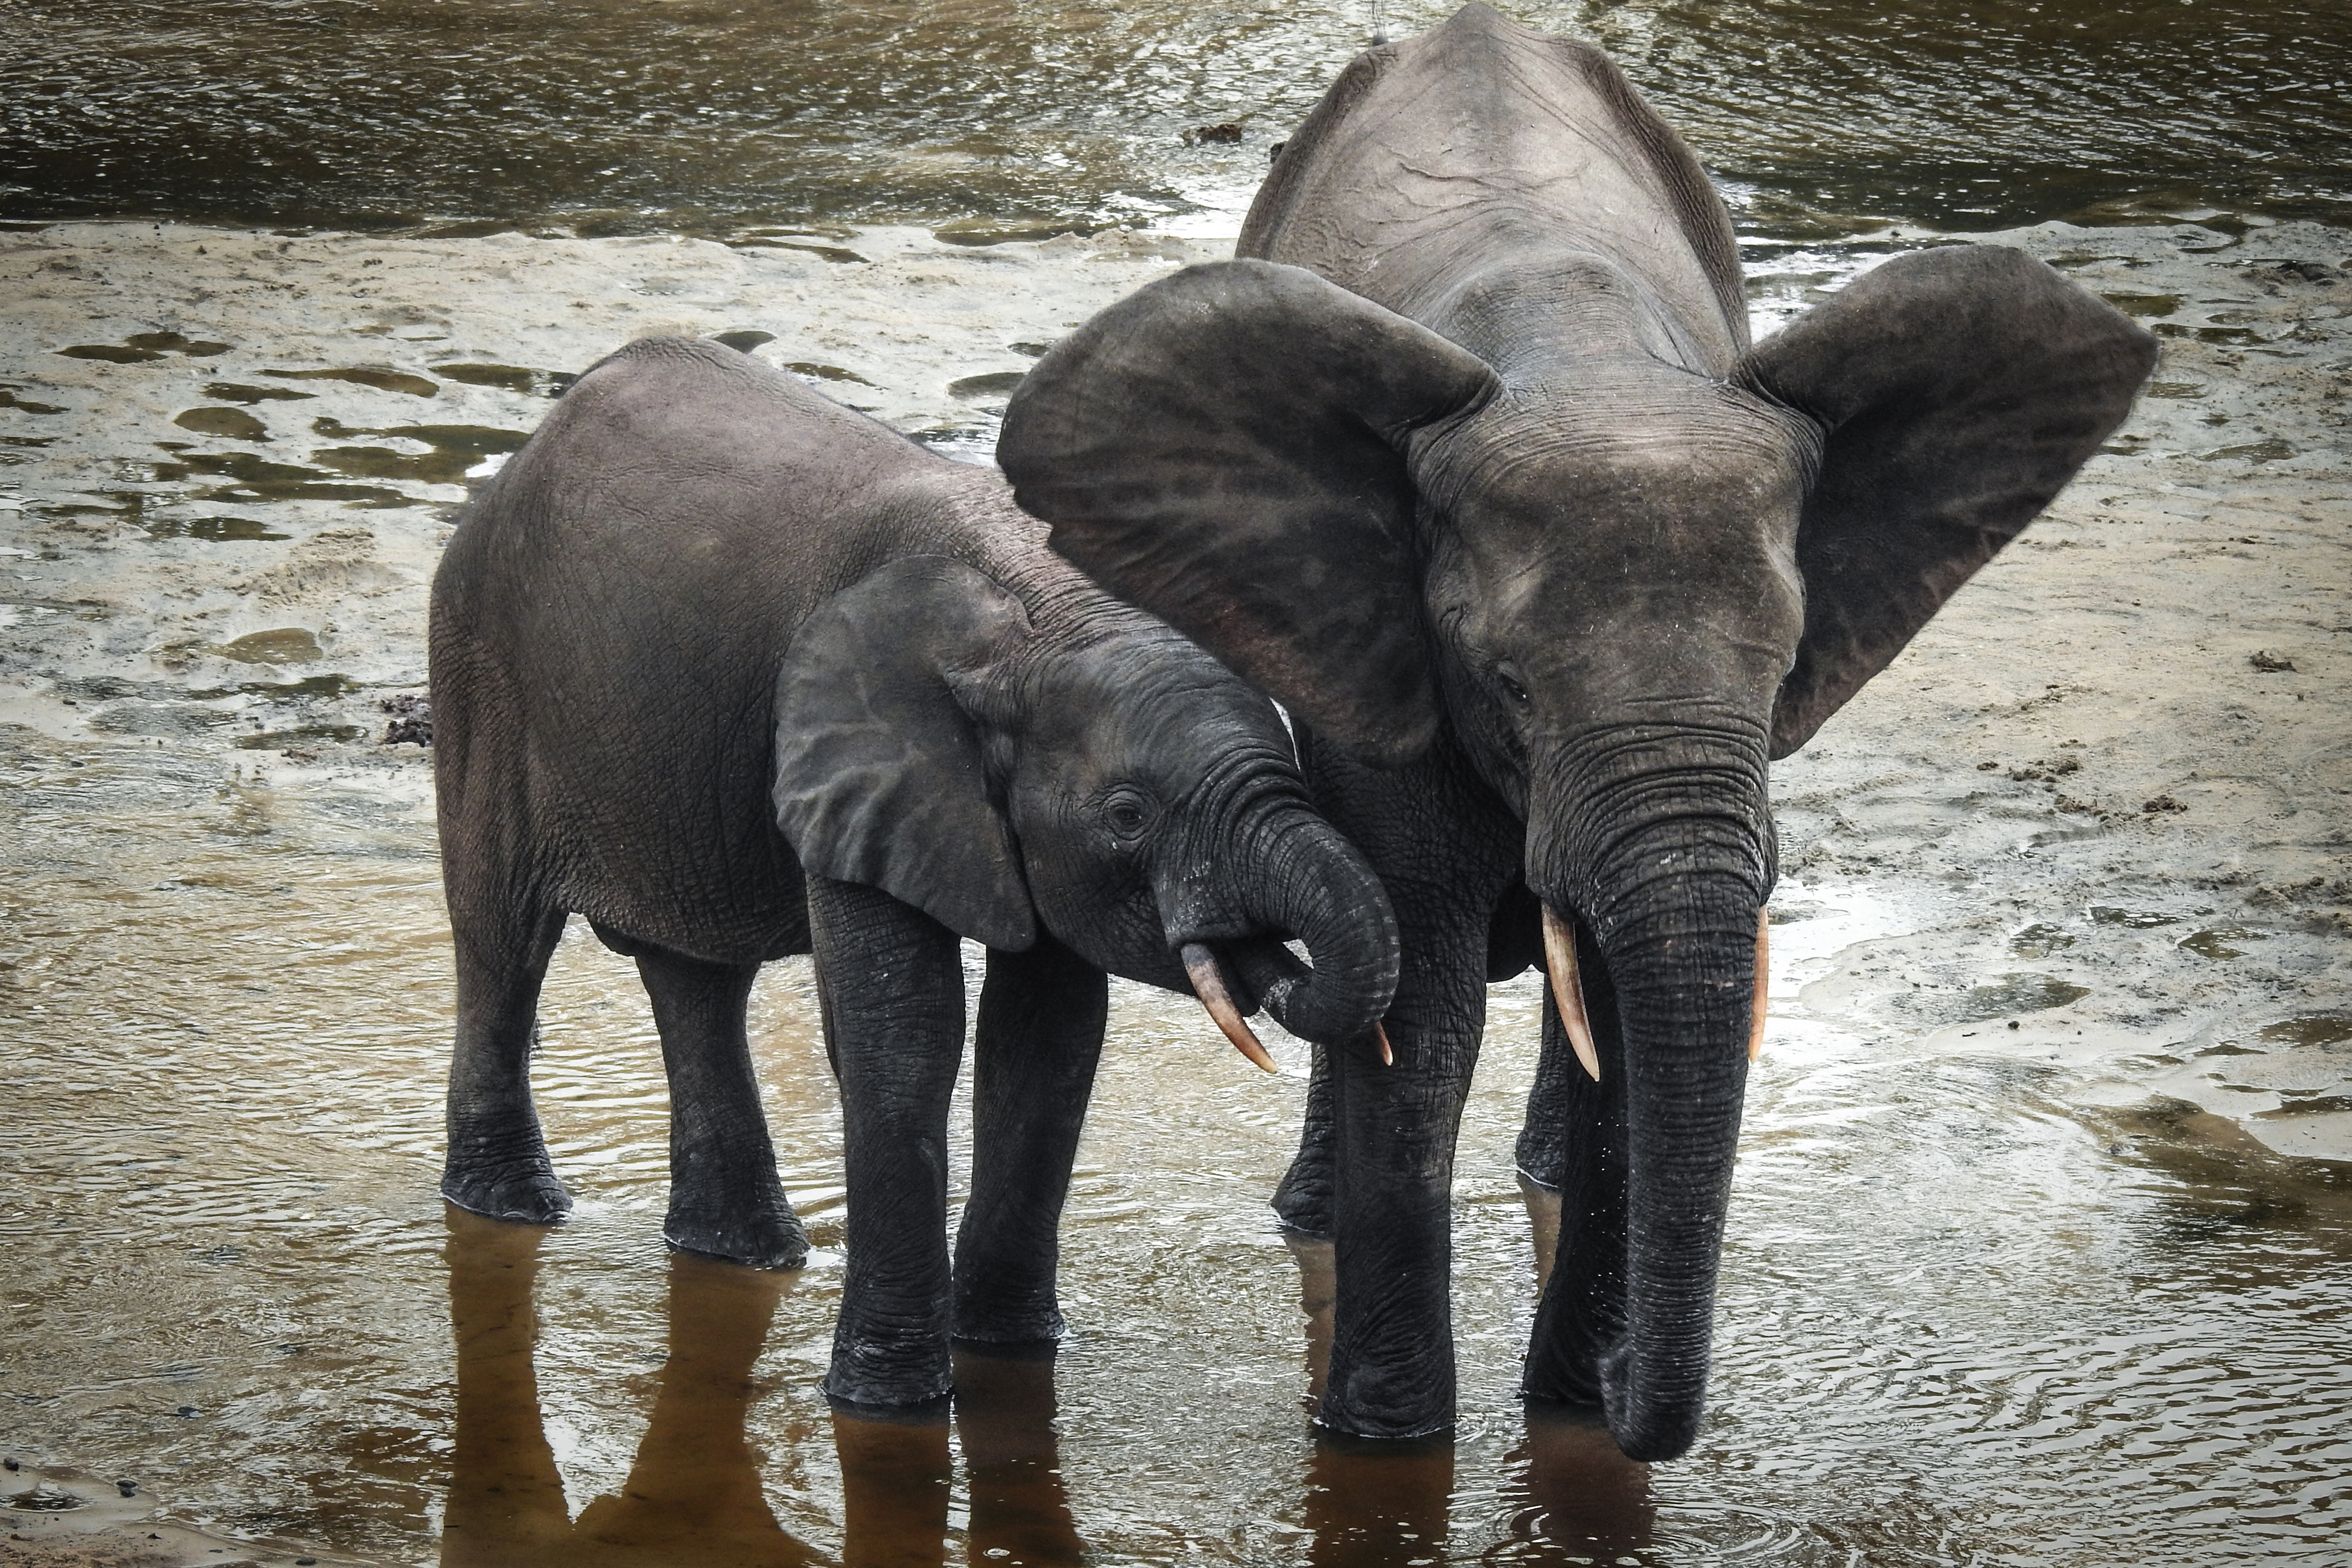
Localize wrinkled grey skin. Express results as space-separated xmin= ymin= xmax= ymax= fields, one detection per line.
xmin=997 ymin=4 xmax=2154 ymax=1458
xmin=430 ymin=336 xmax=1397 ymax=1406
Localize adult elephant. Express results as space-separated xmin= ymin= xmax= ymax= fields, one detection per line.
xmin=996 ymin=3 xmax=2154 ymax=1458
xmin=432 ymin=336 xmax=1396 ymax=1405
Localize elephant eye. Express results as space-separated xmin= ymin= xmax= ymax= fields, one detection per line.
xmin=1098 ymin=788 xmax=1158 ymax=841
xmin=1496 ymin=668 xmax=1532 ymax=706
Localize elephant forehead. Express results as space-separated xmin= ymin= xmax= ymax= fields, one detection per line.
xmin=1454 ymin=428 xmax=1807 ymax=574
xmin=1019 ymin=632 xmax=1290 ymax=767
xmin=1443 ymin=371 xmax=1802 ymax=493
xmin=1437 ymin=447 xmax=1807 ymax=675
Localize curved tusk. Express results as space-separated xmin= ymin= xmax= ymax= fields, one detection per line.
xmin=1540 ymin=905 xmax=1601 ymax=1083
xmin=1749 ymin=909 xmax=1770 ymax=1064
xmin=1180 ymin=943 xmax=1277 ymax=1074
xmin=1372 ymin=1020 xmax=1394 ymax=1067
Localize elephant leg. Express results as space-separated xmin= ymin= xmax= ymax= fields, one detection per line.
xmin=1519 ymin=953 xmax=1631 ymax=1407
xmin=442 ymin=898 xmax=571 ymax=1224
xmin=808 ymin=875 xmax=967 ymax=1407
xmin=635 ymin=943 xmax=808 ymax=1271
xmin=1320 ymin=938 xmax=1488 ymax=1437
xmin=1270 ymin=1042 xmax=1336 ymax=1238
xmin=952 ymin=937 xmax=1107 ymax=1344
xmin=1305 ymin=740 xmax=1518 ymax=1439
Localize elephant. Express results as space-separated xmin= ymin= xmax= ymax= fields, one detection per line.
xmin=429 ymin=335 xmax=1398 ymax=1407
xmin=995 ymin=3 xmax=2155 ymax=1458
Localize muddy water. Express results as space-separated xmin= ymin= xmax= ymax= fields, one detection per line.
xmin=6 ymin=729 xmax=2349 ymax=1565
xmin=6 ymin=1 xmax=2352 ymax=1562
xmin=3 ymin=1 xmax=2347 ymax=238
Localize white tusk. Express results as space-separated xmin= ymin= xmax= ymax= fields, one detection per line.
xmin=1372 ymin=1020 xmax=1394 ymax=1067
xmin=1180 ymin=943 xmax=1277 ymax=1074
xmin=1749 ymin=909 xmax=1770 ymax=1064
xmin=1540 ymin=905 xmax=1601 ymax=1083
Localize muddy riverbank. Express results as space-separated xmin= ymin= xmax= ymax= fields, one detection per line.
xmin=4 ymin=215 xmax=2350 ymax=1564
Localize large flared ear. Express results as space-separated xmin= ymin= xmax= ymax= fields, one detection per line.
xmin=997 ymin=258 xmax=1500 ymax=765
xmin=773 ymin=556 xmax=1037 ymax=951
xmin=1739 ymin=244 xmax=2158 ymax=758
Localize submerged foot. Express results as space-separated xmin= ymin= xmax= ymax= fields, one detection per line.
xmin=441 ymin=1160 xmax=572 ymax=1226
xmin=825 ymin=1333 xmax=953 ymax=1409
xmin=950 ymin=1293 xmax=1066 ymax=1347
xmin=665 ymin=1201 xmax=810 ymax=1272
xmin=1271 ymin=1158 xmax=1335 ymax=1241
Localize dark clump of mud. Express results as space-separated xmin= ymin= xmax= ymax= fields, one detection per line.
xmin=378 ymin=693 xmax=430 ymax=747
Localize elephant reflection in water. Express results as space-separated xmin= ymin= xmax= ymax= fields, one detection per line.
xmin=1288 ymin=1226 xmax=1655 ymax=1568
xmin=444 ymin=1204 xmax=1653 ymax=1565
xmin=440 ymin=1206 xmax=1080 ymax=1567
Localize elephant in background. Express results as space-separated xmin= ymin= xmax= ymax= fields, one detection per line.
xmin=997 ymin=3 xmax=2154 ymax=1458
xmin=430 ymin=336 xmax=1398 ymax=1406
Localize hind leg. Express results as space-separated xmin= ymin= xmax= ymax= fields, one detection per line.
xmin=635 ymin=944 xmax=808 ymax=1270
xmin=951 ymin=936 xmax=1107 ymax=1343
xmin=443 ymin=901 xmax=573 ymax=1223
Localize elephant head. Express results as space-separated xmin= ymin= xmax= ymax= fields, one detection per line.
xmin=994 ymin=246 xmax=2155 ymax=1455
xmin=770 ymin=552 xmax=1398 ymax=1058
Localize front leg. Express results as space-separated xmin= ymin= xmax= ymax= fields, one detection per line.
xmin=1269 ymin=1043 xmax=1337 ymax=1238
xmin=1303 ymin=738 xmax=1520 ymax=1438
xmin=808 ymin=875 xmax=968 ymax=1407
xmin=952 ymin=936 xmax=1108 ymax=1343
xmin=1518 ymin=942 xmax=1631 ymax=1407
xmin=1320 ymin=897 xmax=1492 ymax=1436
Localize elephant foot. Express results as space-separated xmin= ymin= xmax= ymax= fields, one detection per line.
xmin=950 ymin=1296 xmax=1066 ymax=1346
xmin=1313 ymin=1400 xmax=1458 ymax=1443
xmin=825 ymin=1333 xmax=953 ymax=1409
xmin=1520 ymin=1355 xmax=1606 ymax=1410
xmin=1316 ymin=1324 xmax=1457 ymax=1441
xmin=664 ymin=1199 xmax=810 ymax=1272
xmin=441 ymin=1157 xmax=572 ymax=1226
xmin=1513 ymin=1126 xmax=1570 ymax=1192
xmin=1270 ymin=1157 xmax=1335 ymax=1240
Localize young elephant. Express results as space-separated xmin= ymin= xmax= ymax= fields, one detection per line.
xmin=997 ymin=5 xmax=2155 ymax=1456
xmin=430 ymin=336 xmax=1397 ymax=1405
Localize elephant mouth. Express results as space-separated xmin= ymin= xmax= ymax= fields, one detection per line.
xmin=1176 ymin=939 xmax=1392 ymax=1073
xmin=1538 ymin=903 xmax=1771 ymax=1082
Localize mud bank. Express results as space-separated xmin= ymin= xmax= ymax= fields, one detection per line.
xmin=3 ymin=217 xmax=2348 ymax=1564
xmin=1751 ymin=219 xmax=2352 ymax=1164
xmin=4 ymin=214 xmax=2345 ymax=1154
xmin=0 ymin=221 xmax=1209 ymax=744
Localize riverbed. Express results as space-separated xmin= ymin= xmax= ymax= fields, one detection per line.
xmin=4 ymin=3 xmax=2351 ymax=1564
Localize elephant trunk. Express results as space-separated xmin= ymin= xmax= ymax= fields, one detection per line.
xmin=1528 ymin=723 xmax=1771 ymax=1462
xmin=1161 ymin=790 xmax=1399 ymax=1054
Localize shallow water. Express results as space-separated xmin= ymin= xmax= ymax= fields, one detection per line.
xmin=5 ymin=3 xmax=2352 ymax=1561
xmin=5 ymin=728 xmax=2349 ymax=1565
xmin=3 ymin=0 xmax=2347 ymax=238
xmin=5 ymin=213 xmax=2351 ymax=1560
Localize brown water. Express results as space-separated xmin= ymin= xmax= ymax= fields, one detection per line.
xmin=5 ymin=724 xmax=2350 ymax=1565
xmin=5 ymin=4 xmax=2352 ymax=1562
xmin=2 ymin=0 xmax=2347 ymax=238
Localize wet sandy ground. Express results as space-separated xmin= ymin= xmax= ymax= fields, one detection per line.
xmin=3 ymin=217 xmax=2350 ymax=1564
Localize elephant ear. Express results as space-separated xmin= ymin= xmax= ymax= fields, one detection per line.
xmin=773 ymin=556 xmax=1037 ymax=951
xmin=1739 ymin=244 xmax=2158 ymax=758
xmin=998 ymin=258 xmax=1500 ymax=765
